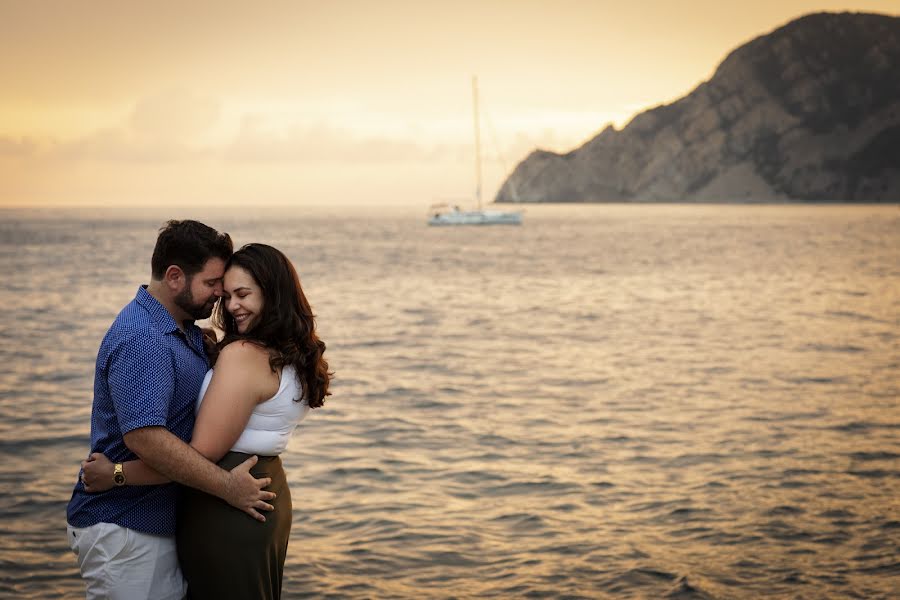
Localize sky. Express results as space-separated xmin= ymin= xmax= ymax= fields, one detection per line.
xmin=1 ymin=0 xmax=897 ymax=207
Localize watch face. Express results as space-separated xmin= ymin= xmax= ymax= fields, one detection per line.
xmin=114 ymin=473 xmax=126 ymax=485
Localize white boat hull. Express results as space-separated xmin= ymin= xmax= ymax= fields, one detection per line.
xmin=428 ymin=209 xmax=522 ymax=226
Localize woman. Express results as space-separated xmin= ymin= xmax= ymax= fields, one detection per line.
xmin=82 ymin=243 xmax=331 ymax=599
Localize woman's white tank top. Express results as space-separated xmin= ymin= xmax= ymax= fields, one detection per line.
xmin=196 ymin=364 xmax=309 ymax=456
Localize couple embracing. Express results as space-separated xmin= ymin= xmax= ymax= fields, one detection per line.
xmin=66 ymin=220 xmax=331 ymax=599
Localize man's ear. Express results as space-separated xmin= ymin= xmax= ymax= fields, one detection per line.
xmin=163 ymin=265 xmax=186 ymax=292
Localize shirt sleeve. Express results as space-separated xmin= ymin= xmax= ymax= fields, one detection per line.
xmin=107 ymin=331 xmax=176 ymax=435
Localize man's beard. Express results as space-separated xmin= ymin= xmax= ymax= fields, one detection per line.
xmin=174 ymin=285 xmax=216 ymax=321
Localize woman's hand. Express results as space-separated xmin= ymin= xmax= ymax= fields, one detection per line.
xmin=202 ymin=327 xmax=220 ymax=366
xmin=80 ymin=452 xmax=115 ymax=493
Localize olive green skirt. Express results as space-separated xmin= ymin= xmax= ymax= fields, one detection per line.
xmin=177 ymin=452 xmax=292 ymax=600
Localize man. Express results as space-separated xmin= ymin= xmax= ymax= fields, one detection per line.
xmin=66 ymin=220 xmax=275 ymax=600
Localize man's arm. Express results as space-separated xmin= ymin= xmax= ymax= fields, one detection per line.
xmin=124 ymin=426 xmax=275 ymax=522
xmin=106 ymin=331 xmax=273 ymax=520
xmin=84 ymin=345 xmax=279 ymax=497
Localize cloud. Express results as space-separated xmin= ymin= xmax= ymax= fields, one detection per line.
xmin=223 ymin=117 xmax=453 ymax=164
xmin=129 ymin=88 xmax=221 ymax=140
xmin=51 ymin=127 xmax=205 ymax=164
xmin=8 ymin=86 xmax=567 ymax=171
xmin=27 ymin=89 xmax=223 ymax=164
xmin=22 ymin=92 xmax=461 ymax=167
xmin=0 ymin=136 xmax=40 ymax=157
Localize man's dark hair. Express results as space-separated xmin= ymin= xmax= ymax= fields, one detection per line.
xmin=151 ymin=220 xmax=233 ymax=280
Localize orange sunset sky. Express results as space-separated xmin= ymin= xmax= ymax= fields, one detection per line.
xmin=1 ymin=0 xmax=897 ymax=207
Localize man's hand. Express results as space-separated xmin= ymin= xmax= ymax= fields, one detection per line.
xmin=81 ymin=452 xmax=115 ymax=493
xmin=124 ymin=427 xmax=276 ymax=521
xmin=224 ymin=455 xmax=276 ymax=522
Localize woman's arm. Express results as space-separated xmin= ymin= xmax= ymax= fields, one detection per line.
xmin=81 ymin=341 xmax=279 ymax=492
xmin=191 ymin=341 xmax=278 ymax=460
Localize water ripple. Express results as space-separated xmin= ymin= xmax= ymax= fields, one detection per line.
xmin=4 ymin=205 xmax=899 ymax=599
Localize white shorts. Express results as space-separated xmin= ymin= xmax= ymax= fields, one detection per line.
xmin=67 ymin=522 xmax=187 ymax=600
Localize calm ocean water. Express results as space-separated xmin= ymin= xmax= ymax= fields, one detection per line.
xmin=1 ymin=204 xmax=898 ymax=599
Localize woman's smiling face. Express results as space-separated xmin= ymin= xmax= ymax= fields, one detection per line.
xmin=223 ymin=265 xmax=265 ymax=334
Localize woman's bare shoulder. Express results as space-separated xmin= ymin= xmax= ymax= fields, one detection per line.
xmin=217 ymin=340 xmax=272 ymax=366
xmin=212 ymin=341 xmax=279 ymax=400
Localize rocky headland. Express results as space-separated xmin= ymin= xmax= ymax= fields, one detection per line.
xmin=496 ymin=12 xmax=900 ymax=203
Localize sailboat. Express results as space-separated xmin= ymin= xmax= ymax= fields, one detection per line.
xmin=428 ymin=77 xmax=523 ymax=226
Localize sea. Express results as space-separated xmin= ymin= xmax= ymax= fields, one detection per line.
xmin=0 ymin=203 xmax=898 ymax=599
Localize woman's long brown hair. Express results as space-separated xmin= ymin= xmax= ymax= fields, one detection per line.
xmin=212 ymin=243 xmax=331 ymax=407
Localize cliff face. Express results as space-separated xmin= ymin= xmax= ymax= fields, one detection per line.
xmin=496 ymin=12 xmax=900 ymax=203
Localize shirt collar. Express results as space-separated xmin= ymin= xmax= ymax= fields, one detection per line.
xmin=135 ymin=285 xmax=187 ymax=335
xmin=135 ymin=286 xmax=208 ymax=363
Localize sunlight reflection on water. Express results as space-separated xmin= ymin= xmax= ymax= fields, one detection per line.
xmin=1 ymin=204 xmax=898 ymax=598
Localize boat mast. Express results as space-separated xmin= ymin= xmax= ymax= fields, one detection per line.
xmin=472 ymin=75 xmax=483 ymax=211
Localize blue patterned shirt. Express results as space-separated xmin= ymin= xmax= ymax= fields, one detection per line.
xmin=66 ymin=286 xmax=209 ymax=535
